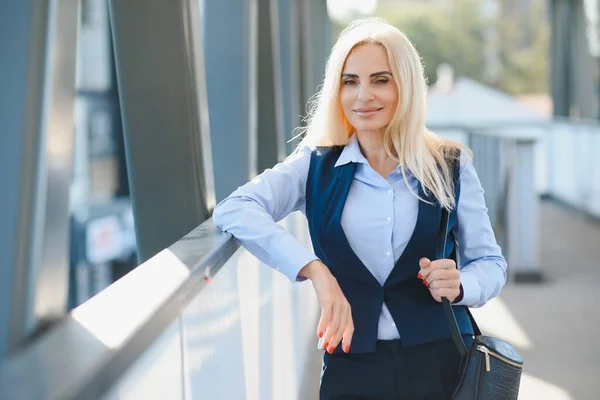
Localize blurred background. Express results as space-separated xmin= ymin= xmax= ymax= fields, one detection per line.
xmin=0 ymin=0 xmax=599 ymax=399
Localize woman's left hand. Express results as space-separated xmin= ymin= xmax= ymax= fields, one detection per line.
xmin=418 ymin=258 xmax=461 ymax=303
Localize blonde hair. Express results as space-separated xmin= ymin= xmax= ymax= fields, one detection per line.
xmin=295 ymin=18 xmax=471 ymax=210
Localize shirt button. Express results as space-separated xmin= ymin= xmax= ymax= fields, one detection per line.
xmin=386 ymin=217 xmax=392 ymax=223
xmin=388 ymin=189 xmax=393 ymax=195
xmin=385 ymin=251 xmax=391 ymax=257
xmin=392 ymin=323 xmax=396 ymax=327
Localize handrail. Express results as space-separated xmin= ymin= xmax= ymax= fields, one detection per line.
xmin=0 ymin=219 xmax=239 ymax=400
xmin=429 ymin=115 xmax=600 ymax=129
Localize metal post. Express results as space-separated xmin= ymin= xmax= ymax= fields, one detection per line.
xmin=203 ymin=0 xmax=258 ymax=200
xmin=108 ymin=0 xmax=214 ymax=262
xmin=0 ymin=0 xmax=79 ymax=360
xmin=296 ymin=0 xmax=332 ymax=131
xmin=549 ymin=0 xmax=571 ymax=117
xmin=569 ymin=0 xmax=597 ymax=118
xmin=257 ymin=0 xmax=287 ymax=172
xmin=277 ymin=0 xmax=302 ymax=153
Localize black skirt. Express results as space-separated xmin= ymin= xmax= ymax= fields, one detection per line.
xmin=319 ymin=336 xmax=473 ymax=400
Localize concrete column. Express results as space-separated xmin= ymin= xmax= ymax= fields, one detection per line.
xmin=108 ymin=0 xmax=214 ymax=262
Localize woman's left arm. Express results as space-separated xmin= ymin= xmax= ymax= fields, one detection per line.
xmin=452 ymin=155 xmax=508 ymax=308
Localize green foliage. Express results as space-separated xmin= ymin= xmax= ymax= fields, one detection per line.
xmin=331 ymin=0 xmax=549 ymax=95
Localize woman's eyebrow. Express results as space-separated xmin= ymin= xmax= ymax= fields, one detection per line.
xmin=341 ymin=71 xmax=393 ymax=78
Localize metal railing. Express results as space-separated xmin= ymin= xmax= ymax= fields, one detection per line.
xmin=0 ymin=220 xmax=239 ymax=399
xmin=431 ymin=121 xmax=543 ymax=282
xmin=432 ymin=116 xmax=600 ymax=282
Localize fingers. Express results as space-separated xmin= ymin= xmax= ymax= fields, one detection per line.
xmin=341 ymin=314 xmax=355 ymax=353
xmin=418 ymin=258 xmax=456 ymax=282
xmin=310 ymin=265 xmax=354 ymax=354
xmin=323 ymin=298 xmax=353 ymax=354
xmin=417 ymin=257 xmax=461 ymax=302
xmin=317 ymin=302 xmax=333 ymax=339
xmin=319 ymin=294 xmax=353 ymax=354
xmin=322 ymin=301 xmax=341 ymax=350
xmin=325 ymin=303 xmax=347 ymax=353
xmin=422 ymin=268 xmax=459 ymax=287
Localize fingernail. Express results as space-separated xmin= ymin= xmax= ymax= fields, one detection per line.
xmin=423 ymin=280 xmax=429 ymax=286
xmin=344 ymin=345 xmax=350 ymax=353
xmin=417 ymin=272 xmax=423 ymax=280
xmin=318 ymin=331 xmax=323 ymax=338
xmin=327 ymin=346 xmax=334 ymax=354
xmin=323 ymin=342 xmax=329 ymax=350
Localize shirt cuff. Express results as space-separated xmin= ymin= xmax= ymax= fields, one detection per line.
xmin=269 ymin=233 xmax=318 ymax=283
xmin=453 ymin=271 xmax=480 ymax=307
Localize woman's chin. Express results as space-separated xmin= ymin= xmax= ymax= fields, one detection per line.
xmin=352 ymin=121 xmax=388 ymax=133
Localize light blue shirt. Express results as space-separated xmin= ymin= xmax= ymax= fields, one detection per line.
xmin=213 ymin=134 xmax=507 ymax=340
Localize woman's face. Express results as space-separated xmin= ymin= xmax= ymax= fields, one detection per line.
xmin=339 ymin=43 xmax=398 ymax=135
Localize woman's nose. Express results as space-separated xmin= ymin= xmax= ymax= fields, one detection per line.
xmin=357 ymin=84 xmax=374 ymax=101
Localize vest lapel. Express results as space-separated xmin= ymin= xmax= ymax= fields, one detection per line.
xmin=321 ymin=162 xmax=381 ymax=287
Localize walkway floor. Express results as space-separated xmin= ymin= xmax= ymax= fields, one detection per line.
xmin=490 ymin=199 xmax=600 ymax=400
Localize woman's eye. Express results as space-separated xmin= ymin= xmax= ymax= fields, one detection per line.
xmin=375 ymin=78 xmax=389 ymax=84
xmin=343 ymin=80 xmax=356 ymax=85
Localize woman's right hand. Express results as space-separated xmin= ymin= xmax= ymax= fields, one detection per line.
xmin=299 ymin=260 xmax=354 ymax=354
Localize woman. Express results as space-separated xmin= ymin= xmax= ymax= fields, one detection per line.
xmin=213 ymin=18 xmax=507 ymax=399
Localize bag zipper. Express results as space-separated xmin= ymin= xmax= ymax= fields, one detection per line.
xmin=477 ymin=345 xmax=523 ymax=372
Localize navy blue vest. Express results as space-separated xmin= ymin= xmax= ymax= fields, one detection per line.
xmin=305 ymin=146 xmax=474 ymax=353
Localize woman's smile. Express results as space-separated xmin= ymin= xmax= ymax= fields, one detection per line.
xmin=354 ymin=106 xmax=384 ymax=118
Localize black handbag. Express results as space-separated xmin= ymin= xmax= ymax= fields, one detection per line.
xmin=437 ymin=206 xmax=524 ymax=399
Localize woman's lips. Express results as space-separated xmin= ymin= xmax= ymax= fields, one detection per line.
xmin=354 ymin=107 xmax=383 ymax=117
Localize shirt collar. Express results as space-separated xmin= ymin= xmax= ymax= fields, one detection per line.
xmin=334 ymin=133 xmax=368 ymax=167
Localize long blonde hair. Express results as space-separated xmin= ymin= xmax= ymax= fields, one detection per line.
xmin=295 ymin=18 xmax=471 ymax=210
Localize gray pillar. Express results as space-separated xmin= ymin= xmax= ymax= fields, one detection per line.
xmin=0 ymin=0 xmax=78 ymax=361
xmin=203 ymin=0 xmax=258 ymax=200
xmin=549 ymin=0 xmax=570 ymax=117
xmin=278 ymin=0 xmax=303 ymax=154
xmin=257 ymin=0 xmax=287 ymax=172
xmin=569 ymin=0 xmax=597 ymax=118
xmin=108 ymin=0 xmax=214 ymax=262
xmin=550 ymin=0 xmax=597 ymax=119
xmin=296 ymin=0 xmax=332 ymax=123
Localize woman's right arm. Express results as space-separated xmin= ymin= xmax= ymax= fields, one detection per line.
xmin=212 ymin=147 xmax=317 ymax=282
xmin=213 ymin=146 xmax=354 ymax=354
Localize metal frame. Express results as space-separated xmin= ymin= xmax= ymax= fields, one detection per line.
xmin=108 ymin=0 xmax=214 ymax=262
xmin=0 ymin=0 xmax=79 ymax=361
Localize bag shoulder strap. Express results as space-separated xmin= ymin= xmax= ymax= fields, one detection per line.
xmin=437 ymin=149 xmax=482 ymax=358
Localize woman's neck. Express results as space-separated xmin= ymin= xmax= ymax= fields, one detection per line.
xmin=356 ymin=130 xmax=397 ymax=177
